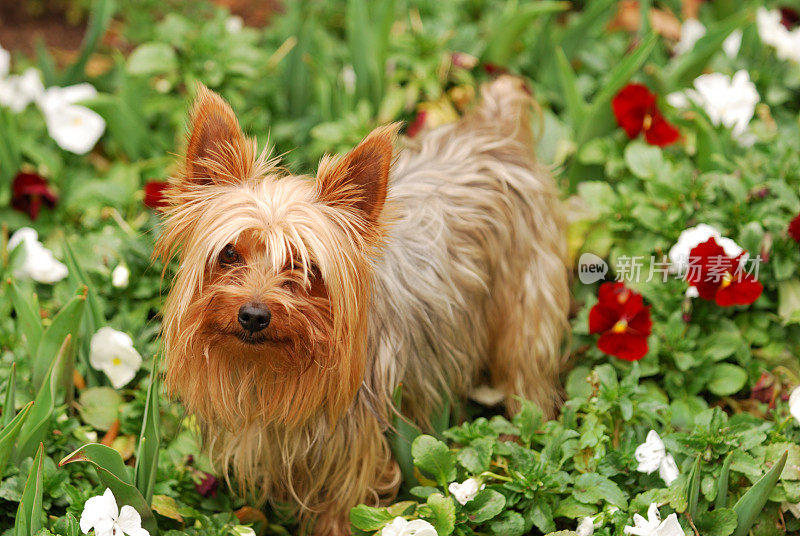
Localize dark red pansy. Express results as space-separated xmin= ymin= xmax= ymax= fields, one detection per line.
xmin=750 ymin=371 xmax=776 ymax=407
xmin=612 ymin=83 xmax=680 ymax=147
xmin=686 ymin=238 xmax=763 ymax=307
xmin=788 ymin=213 xmax=800 ymax=243
xmin=143 ymin=181 xmax=169 ymax=210
xmin=406 ymin=110 xmax=427 ymax=138
xmin=195 ymin=472 xmax=218 ymax=497
xmin=780 ymin=7 xmax=800 ymax=29
xmin=11 ymin=172 xmax=58 ymax=220
xmin=589 ymin=282 xmax=652 ymax=361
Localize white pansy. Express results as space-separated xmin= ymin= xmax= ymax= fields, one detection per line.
xmin=112 ymin=264 xmax=130 ymax=288
xmin=757 ymin=8 xmax=800 ymax=63
xmin=790 ymin=386 xmax=800 ymax=425
xmin=576 ymin=516 xmax=596 ymax=536
xmin=225 ymin=15 xmax=244 ymax=33
xmin=634 ymin=430 xmax=680 ymax=486
xmin=685 ymin=286 xmax=699 ymax=299
xmin=448 ymin=478 xmax=484 ymax=505
xmin=8 ymin=227 xmax=68 ymax=284
xmin=668 ymin=224 xmax=745 ymax=275
xmin=723 ymin=30 xmax=743 ymax=58
xmin=230 ymin=526 xmax=256 ymax=536
xmin=381 ymin=517 xmax=437 ymax=536
xmin=0 ymin=43 xmax=9 ymax=77
xmin=0 ymin=68 xmax=44 ymax=113
xmin=674 ymin=19 xmax=706 ymax=55
xmin=624 ymin=504 xmax=685 ymax=536
xmin=666 ymin=91 xmax=691 ymax=109
xmin=37 ymin=83 xmax=105 ymax=154
xmin=692 ymin=70 xmax=759 ymax=144
xmin=89 ymin=327 xmax=143 ymax=389
xmin=80 ymin=488 xmax=149 ymax=536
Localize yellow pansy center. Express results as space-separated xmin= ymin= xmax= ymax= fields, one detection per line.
xmin=643 ymin=113 xmax=653 ymax=130
xmin=720 ymin=272 xmax=733 ymax=289
xmin=612 ymin=319 xmax=628 ymax=333
xmin=112 ymin=357 xmax=122 ymax=366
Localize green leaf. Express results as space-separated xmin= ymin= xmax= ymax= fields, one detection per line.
xmin=732 ymin=450 xmax=788 ymax=536
xmin=573 ymin=473 xmax=628 ymax=508
xmin=465 ymin=489 xmax=506 ymax=523
xmin=778 ymin=279 xmax=800 ymax=325
xmin=695 ymin=508 xmax=738 ymax=536
xmin=15 ymin=442 xmax=44 ymax=536
xmin=60 ymin=443 xmax=158 ymax=535
xmin=411 ymin=435 xmax=456 ymax=486
xmin=512 ymin=399 xmax=543 ymax=445
xmin=716 ymin=451 xmax=734 ymax=510
xmin=427 ymin=493 xmax=455 ymax=536
xmin=126 ymin=42 xmax=178 ymax=76
xmin=7 ymin=281 xmax=43 ymax=358
xmin=33 ymin=290 xmax=85 ymax=391
xmin=77 ymin=387 xmax=122 ymax=431
xmin=135 ymin=364 xmax=161 ymax=504
xmin=457 ymin=437 xmax=493 ymax=474
xmin=17 ymin=335 xmax=71 ymax=461
xmin=707 ymin=363 xmax=748 ymax=396
xmin=624 ymin=141 xmax=664 ymax=179
xmin=348 ymin=504 xmax=394 ymax=531
xmin=489 ymin=511 xmax=525 ymax=536
xmin=0 ymin=402 xmax=33 ymax=476
xmin=577 ymin=181 xmax=617 ymax=215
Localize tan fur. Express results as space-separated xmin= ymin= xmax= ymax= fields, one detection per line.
xmin=156 ymin=76 xmax=569 ymax=535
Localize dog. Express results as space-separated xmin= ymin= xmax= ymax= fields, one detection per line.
xmin=155 ymin=75 xmax=569 ymax=535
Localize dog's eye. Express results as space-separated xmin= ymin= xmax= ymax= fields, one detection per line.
xmin=219 ymin=244 xmax=241 ymax=266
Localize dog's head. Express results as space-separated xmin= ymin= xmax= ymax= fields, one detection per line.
xmin=155 ymin=86 xmax=395 ymax=429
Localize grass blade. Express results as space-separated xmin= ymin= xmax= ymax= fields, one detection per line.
xmin=687 ymin=455 xmax=701 ymax=518
xmin=134 ymin=362 xmax=161 ymax=504
xmin=7 ymin=280 xmax=44 ymax=359
xmin=388 ymin=384 xmax=421 ymax=488
xmin=481 ymin=1 xmax=570 ymax=67
xmin=577 ymin=33 xmax=658 ymax=144
xmin=33 ymin=289 xmax=85 ymax=391
xmin=60 ymin=0 xmax=117 ymax=85
xmin=554 ymin=46 xmax=587 ymax=127
xmin=2 ymin=362 xmax=18 ymax=428
xmin=732 ymin=450 xmax=788 ymax=536
xmin=15 ymin=442 xmax=44 ymax=536
xmin=17 ymin=335 xmax=71 ymax=461
xmin=716 ymin=451 xmax=734 ymax=510
xmin=0 ymin=402 xmax=33 ymax=476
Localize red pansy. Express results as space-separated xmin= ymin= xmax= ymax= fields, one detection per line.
xmin=589 ymin=282 xmax=652 ymax=361
xmin=788 ymin=213 xmax=800 ymax=243
xmin=11 ymin=172 xmax=58 ymax=220
xmin=195 ymin=472 xmax=218 ymax=497
xmin=686 ymin=237 xmax=763 ymax=306
xmin=612 ymin=83 xmax=680 ymax=147
xmin=143 ymin=181 xmax=169 ymax=210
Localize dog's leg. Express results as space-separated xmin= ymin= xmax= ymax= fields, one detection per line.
xmin=485 ymin=243 xmax=569 ymax=419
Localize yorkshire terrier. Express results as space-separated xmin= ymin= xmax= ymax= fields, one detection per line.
xmin=156 ymin=76 xmax=569 ymax=535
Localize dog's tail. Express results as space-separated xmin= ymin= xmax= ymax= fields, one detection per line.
xmin=470 ymin=75 xmax=537 ymax=153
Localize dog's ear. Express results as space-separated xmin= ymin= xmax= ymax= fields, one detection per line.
xmin=316 ymin=124 xmax=398 ymax=224
xmin=183 ymin=85 xmax=249 ymax=185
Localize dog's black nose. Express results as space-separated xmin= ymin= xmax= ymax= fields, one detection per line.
xmin=238 ymin=303 xmax=271 ymax=333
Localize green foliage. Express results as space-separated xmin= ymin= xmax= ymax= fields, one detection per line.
xmin=1 ymin=0 xmax=800 ymax=534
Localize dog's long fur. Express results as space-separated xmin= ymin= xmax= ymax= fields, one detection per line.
xmin=156 ymin=76 xmax=569 ymax=535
